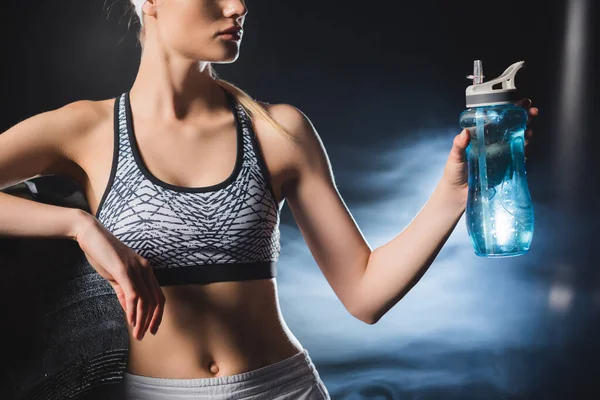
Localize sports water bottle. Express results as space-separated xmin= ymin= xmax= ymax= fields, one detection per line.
xmin=459 ymin=60 xmax=534 ymax=257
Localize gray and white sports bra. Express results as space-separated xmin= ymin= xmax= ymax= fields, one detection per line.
xmin=94 ymin=89 xmax=281 ymax=286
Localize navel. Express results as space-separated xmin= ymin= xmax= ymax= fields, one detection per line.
xmin=208 ymin=360 xmax=220 ymax=375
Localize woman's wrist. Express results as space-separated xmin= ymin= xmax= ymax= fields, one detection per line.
xmin=436 ymin=178 xmax=468 ymax=214
xmin=68 ymin=208 xmax=94 ymax=242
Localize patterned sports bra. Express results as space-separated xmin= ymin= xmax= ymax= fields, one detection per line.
xmin=94 ymin=89 xmax=281 ymax=286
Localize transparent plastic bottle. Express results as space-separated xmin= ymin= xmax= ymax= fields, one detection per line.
xmin=459 ymin=60 xmax=534 ymax=257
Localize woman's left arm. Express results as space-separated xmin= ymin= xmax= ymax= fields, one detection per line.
xmin=270 ymin=99 xmax=538 ymax=325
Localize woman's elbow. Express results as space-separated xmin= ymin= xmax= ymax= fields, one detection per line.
xmin=348 ymin=304 xmax=379 ymax=325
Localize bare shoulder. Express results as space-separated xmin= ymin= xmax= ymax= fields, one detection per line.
xmin=58 ymin=98 xmax=113 ymax=138
xmin=46 ymin=98 xmax=110 ymax=132
xmin=259 ymin=102 xmax=334 ymax=185
xmin=260 ymin=102 xmax=315 ymax=142
xmin=51 ymin=97 xmax=113 ymax=154
xmin=0 ymin=97 xmax=113 ymax=190
xmin=32 ymin=98 xmax=112 ymax=163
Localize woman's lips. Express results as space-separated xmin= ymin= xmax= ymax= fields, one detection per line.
xmin=218 ymin=31 xmax=242 ymax=40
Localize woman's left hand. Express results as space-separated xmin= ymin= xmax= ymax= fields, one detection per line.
xmin=441 ymin=98 xmax=539 ymax=196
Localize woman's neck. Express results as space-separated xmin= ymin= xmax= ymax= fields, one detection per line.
xmin=129 ymin=40 xmax=222 ymax=123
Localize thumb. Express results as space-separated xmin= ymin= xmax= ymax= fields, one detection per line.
xmin=450 ymin=129 xmax=470 ymax=163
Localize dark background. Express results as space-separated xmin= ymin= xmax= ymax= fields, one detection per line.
xmin=2 ymin=0 xmax=599 ymax=399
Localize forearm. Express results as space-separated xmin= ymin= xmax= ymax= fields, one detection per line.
xmin=0 ymin=191 xmax=87 ymax=241
xmin=356 ymin=180 xmax=466 ymax=324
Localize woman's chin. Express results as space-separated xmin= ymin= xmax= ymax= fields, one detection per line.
xmin=210 ymin=48 xmax=241 ymax=64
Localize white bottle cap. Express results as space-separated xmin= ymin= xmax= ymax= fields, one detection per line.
xmin=466 ymin=60 xmax=525 ymax=108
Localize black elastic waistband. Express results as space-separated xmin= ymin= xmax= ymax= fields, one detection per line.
xmin=153 ymin=260 xmax=277 ymax=286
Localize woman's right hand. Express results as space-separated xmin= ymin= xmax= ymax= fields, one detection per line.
xmin=74 ymin=213 xmax=166 ymax=340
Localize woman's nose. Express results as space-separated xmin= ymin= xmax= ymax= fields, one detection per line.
xmin=223 ymin=0 xmax=248 ymax=19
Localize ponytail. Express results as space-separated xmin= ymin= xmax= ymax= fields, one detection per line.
xmin=211 ymin=68 xmax=300 ymax=150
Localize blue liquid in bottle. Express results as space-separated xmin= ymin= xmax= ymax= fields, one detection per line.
xmin=460 ymin=61 xmax=534 ymax=257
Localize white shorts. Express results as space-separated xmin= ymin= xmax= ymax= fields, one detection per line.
xmin=123 ymin=348 xmax=331 ymax=399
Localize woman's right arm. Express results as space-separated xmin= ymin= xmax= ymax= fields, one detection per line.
xmin=0 ymin=101 xmax=165 ymax=340
xmin=0 ymin=191 xmax=84 ymax=239
xmin=0 ymin=101 xmax=95 ymax=240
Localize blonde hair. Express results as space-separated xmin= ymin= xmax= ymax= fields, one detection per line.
xmin=126 ymin=2 xmax=299 ymax=149
xmin=212 ymin=72 xmax=299 ymax=149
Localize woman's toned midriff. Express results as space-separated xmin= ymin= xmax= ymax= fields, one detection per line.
xmin=126 ymin=279 xmax=303 ymax=378
xmin=60 ymin=96 xmax=304 ymax=379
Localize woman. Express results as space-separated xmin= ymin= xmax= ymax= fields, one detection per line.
xmin=0 ymin=0 xmax=538 ymax=399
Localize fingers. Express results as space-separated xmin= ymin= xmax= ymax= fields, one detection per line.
xmin=526 ymin=107 xmax=539 ymax=126
xmin=516 ymin=98 xmax=532 ymax=109
xmin=528 ymin=107 xmax=539 ymax=117
xmin=139 ymin=261 xmax=165 ymax=337
xmin=114 ymin=267 xmax=138 ymax=329
xmin=142 ymin=267 xmax=166 ymax=335
xmin=138 ymin=271 xmax=153 ymax=339
xmin=150 ymin=273 xmax=166 ymax=335
xmin=525 ymin=128 xmax=533 ymax=149
xmin=138 ymin=262 xmax=154 ymax=338
xmin=128 ymin=260 xmax=165 ymax=340
xmin=130 ymin=267 xmax=150 ymax=340
xmin=526 ymin=128 xmax=533 ymax=140
xmin=116 ymin=258 xmax=165 ymax=341
xmin=525 ymin=128 xmax=533 ymax=160
xmin=516 ymin=98 xmax=539 ymax=124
